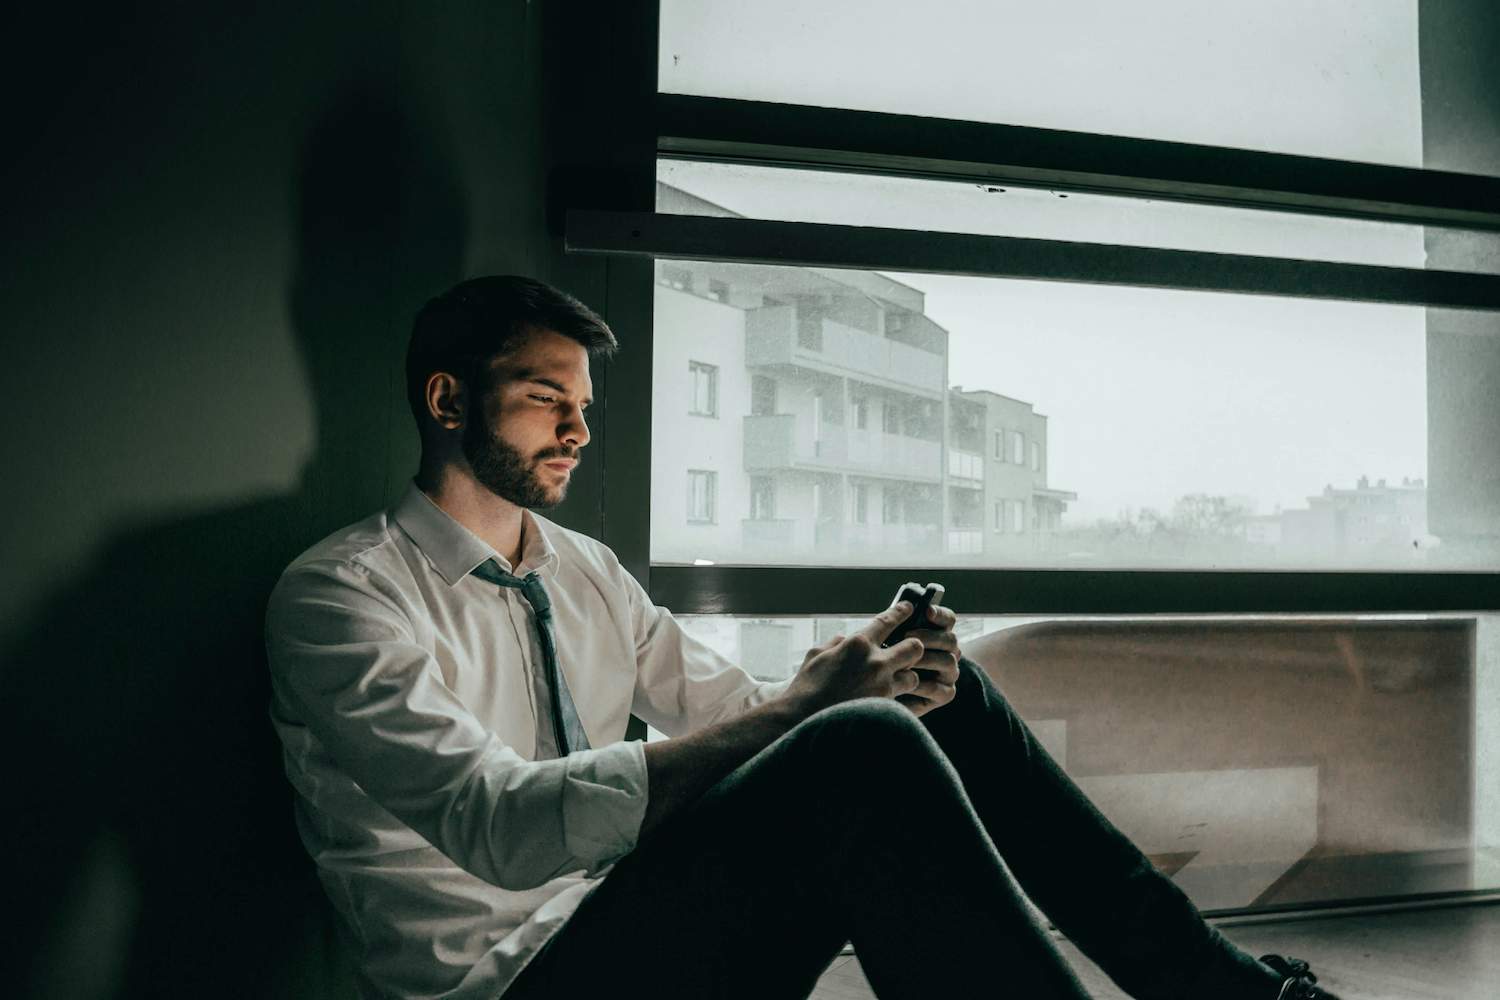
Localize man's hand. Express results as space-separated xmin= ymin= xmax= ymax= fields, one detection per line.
xmin=896 ymin=602 xmax=961 ymax=717
xmin=784 ymin=602 xmax=961 ymax=719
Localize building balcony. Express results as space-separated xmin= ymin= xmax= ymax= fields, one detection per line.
xmin=741 ymin=518 xmax=851 ymax=556
xmin=741 ymin=517 xmax=797 ymax=550
xmin=946 ymin=529 xmax=983 ymax=554
xmin=746 ymin=304 xmax=945 ymax=398
xmin=745 ymin=416 xmax=942 ymax=481
xmin=947 ymin=448 xmax=984 ymax=485
xmin=845 ymin=521 xmax=941 ymax=553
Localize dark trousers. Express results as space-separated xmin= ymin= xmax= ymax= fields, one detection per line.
xmin=503 ymin=659 xmax=1280 ymax=999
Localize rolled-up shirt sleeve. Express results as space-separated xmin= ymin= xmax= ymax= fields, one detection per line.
xmin=613 ymin=557 xmax=793 ymax=738
xmin=266 ymin=559 xmax=648 ymax=891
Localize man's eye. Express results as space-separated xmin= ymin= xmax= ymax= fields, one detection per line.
xmin=529 ymin=395 xmax=556 ymax=404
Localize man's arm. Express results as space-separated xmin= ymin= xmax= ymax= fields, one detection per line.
xmin=267 ymin=560 xmax=648 ymax=889
xmin=638 ymin=696 xmax=804 ymax=839
xmin=636 ymin=602 xmax=961 ymax=840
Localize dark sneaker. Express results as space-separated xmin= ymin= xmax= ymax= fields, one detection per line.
xmin=1259 ymin=954 xmax=1343 ymax=999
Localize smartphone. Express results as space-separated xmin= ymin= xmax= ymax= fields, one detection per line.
xmin=880 ymin=581 xmax=945 ymax=649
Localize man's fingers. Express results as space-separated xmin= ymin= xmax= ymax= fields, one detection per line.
xmin=878 ymin=636 xmax=925 ymax=672
xmin=858 ymin=601 xmax=915 ymax=647
xmin=926 ymin=604 xmax=957 ymax=631
xmin=916 ymin=647 xmax=960 ymax=681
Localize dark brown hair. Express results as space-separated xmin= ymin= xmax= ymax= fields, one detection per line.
xmin=406 ymin=275 xmax=618 ymax=432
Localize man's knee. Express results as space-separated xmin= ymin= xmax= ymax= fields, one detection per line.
xmin=794 ymin=697 xmax=949 ymax=788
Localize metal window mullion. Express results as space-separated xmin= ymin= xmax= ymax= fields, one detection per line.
xmin=656 ymin=94 xmax=1500 ymax=232
xmin=648 ymin=566 xmax=1500 ymax=616
xmin=567 ymin=210 xmax=1500 ymax=312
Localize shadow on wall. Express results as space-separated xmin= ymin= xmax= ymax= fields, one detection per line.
xmin=2 ymin=88 xmax=467 ymax=998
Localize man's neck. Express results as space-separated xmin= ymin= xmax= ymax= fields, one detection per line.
xmin=415 ymin=466 xmax=527 ymax=569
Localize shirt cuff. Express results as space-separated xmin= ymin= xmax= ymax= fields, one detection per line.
xmin=561 ymin=738 xmax=649 ymax=872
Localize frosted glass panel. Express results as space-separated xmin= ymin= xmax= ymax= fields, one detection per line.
xmin=663 ymin=612 xmax=1500 ymax=912
xmin=658 ymin=161 xmax=1500 ymax=277
xmin=661 ymin=0 xmax=1433 ymax=170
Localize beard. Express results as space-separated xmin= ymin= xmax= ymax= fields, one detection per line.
xmin=462 ymin=418 xmax=572 ymax=510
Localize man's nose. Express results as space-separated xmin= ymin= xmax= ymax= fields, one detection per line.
xmin=560 ymin=404 xmax=590 ymax=449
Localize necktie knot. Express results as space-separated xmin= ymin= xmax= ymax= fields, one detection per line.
xmin=473 ymin=562 xmax=554 ymax=620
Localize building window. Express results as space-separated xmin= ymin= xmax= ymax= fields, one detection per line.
xmin=883 ymin=490 xmax=903 ymax=524
xmin=749 ymin=475 xmax=775 ymax=520
xmin=852 ymin=396 xmax=868 ymax=429
xmin=707 ymin=279 xmax=729 ymax=302
xmin=1009 ymin=430 xmax=1025 ymax=465
xmin=994 ymin=430 xmax=1004 ymax=460
xmin=660 ymin=264 xmax=692 ymax=291
xmin=854 ymin=483 xmax=869 ymax=523
xmin=1009 ymin=500 xmax=1026 ymax=534
xmin=687 ymin=470 xmax=717 ymax=524
xmin=689 ymin=361 xmax=718 ymax=417
xmin=1031 ymin=441 xmax=1041 ymax=471
xmin=994 ymin=501 xmax=1004 ymax=532
xmin=883 ymin=400 xmax=901 ymax=434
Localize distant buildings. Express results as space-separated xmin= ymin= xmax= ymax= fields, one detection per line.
xmin=651 ymin=181 xmax=1075 ymax=572
xmin=1245 ymin=476 xmax=1429 ymax=562
xmin=651 ymin=181 xmax=1076 ymax=679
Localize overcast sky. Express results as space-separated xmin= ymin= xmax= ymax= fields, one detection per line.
xmin=657 ymin=1 xmax=1430 ymax=521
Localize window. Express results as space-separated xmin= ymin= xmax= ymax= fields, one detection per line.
xmin=688 ymin=361 xmax=718 ymax=417
xmin=852 ymin=395 xmax=868 ymax=430
xmin=660 ymin=264 xmax=692 ymax=291
xmin=853 ymin=483 xmax=868 ymax=524
xmin=571 ymin=1 xmax=1500 ymax=914
xmin=882 ymin=490 xmax=902 ymax=524
xmin=749 ymin=475 xmax=775 ymax=520
xmin=707 ymin=278 xmax=729 ymax=302
xmin=687 ymin=470 xmax=716 ymax=523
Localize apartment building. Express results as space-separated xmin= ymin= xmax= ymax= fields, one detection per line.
xmin=1272 ymin=476 xmax=1430 ymax=561
xmin=652 ymin=182 xmax=1075 ymax=575
xmin=651 ymin=183 xmax=1078 ymax=679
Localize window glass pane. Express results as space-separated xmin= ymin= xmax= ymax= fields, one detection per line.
xmin=658 ymin=161 xmax=1500 ymax=277
xmin=660 ymin=0 xmax=1500 ymax=178
xmin=660 ymin=611 xmax=1500 ymax=912
xmin=650 ymin=252 xmax=1500 ymax=570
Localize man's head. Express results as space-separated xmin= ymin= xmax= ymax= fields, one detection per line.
xmin=407 ymin=276 xmax=618 ymax=508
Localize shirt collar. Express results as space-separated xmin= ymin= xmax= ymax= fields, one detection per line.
xmin=391 ymin=481 xmax=560 ymax=587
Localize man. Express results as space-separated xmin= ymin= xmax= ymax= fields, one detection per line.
xmin=266 ymin=275 xmax=1341 ymax=999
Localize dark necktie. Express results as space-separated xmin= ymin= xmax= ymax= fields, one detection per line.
xmin=471 ymin=560 xmax=590 ymax=756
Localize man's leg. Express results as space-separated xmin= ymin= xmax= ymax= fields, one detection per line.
xmin=504 ymin=698 xmax=1092 ymax=1000
xmin=919 ymin=658 xmax=1285 ymax=1000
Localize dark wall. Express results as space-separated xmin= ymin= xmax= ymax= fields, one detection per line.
xmin=0 ymin=4 xmax=621 ymax=996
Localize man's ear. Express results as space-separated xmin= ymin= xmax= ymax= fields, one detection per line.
xmin=425 ymin=372 xmax=467 ymax=431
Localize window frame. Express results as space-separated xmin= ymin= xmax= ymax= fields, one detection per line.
xmin=687 ymin=359 xmax=718 ymax=417
xmin=565 ymin=0 xmax=1500 ymax=620
xmin=686 ymin=468 xmax=718 ymax=524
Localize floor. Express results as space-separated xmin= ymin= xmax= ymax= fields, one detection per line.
xmin=808 ymin=903 xmax=1500 ymax=999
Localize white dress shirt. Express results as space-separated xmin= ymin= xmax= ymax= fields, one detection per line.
xmin=265 ymin=482 xmax=790 ymax=999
